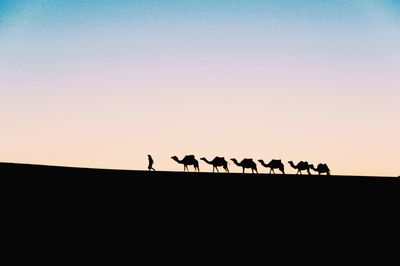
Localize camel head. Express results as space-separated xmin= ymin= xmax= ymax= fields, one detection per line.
xmin=258 ymin=159 xmax=264 ymax=163
xmin=171 ymin=156 xmax=178 ymax=161
xmin=200 ymin=157 xmax=206 ymax=160
xmin=231 ymin=158 xmax=242 ymax=166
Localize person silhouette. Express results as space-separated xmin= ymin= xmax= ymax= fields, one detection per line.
xmin=148 ymin=155 xmax=155 ymax=171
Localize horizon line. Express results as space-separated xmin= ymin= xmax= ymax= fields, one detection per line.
xmin=1 ymin=161 xmax=397 ymax=178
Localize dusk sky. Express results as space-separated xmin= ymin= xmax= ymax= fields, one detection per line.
xmin=1 ymin=1 xmax=399 ymax=176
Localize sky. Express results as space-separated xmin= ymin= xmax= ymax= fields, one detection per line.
xmin=1 ymin=0 xmax=399 ymax=176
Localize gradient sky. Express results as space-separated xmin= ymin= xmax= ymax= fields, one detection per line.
xmin=1 ymin=1 xmax=399 ymax=176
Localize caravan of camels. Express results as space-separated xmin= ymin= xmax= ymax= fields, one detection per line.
xmin=169 ymin=155 xmax=330 ymax=175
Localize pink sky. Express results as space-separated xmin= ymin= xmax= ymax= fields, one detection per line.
xmin=1 ymin=1 xmax=399 ymax=176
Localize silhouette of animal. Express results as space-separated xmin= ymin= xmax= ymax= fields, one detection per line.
xmin=171 ymin=155 xmax=199 ymax=172
xmin=200 ymin=157 xmax=229 ymax=173
xmin=258 ymin=159 xmax=285 ymax=174
xmin=288 ymin=161 xmax=311 ymax=175
xmin=230 ymin=158 xmax=258 ymax=174
xmin=310 ymin=163 xmax=330 ymax=175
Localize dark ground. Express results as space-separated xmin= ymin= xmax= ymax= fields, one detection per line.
xmin=1 ymin=162 xmax=400 ymax=265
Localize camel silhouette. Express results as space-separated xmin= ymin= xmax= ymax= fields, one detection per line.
xmin=258 ymin=159 xmax=285 ymax=174
xmin=200 ymin=157 xmax=229 ymax=173
xmin=171 ymin=155 xmax=199 ymax=172
xmin=310 ymin=163 xmax=330 ymax=175
xmin=288 ymin=161 xmax=311 ymax=175
xmin=230 ymin=158 xmax=258 ymax=174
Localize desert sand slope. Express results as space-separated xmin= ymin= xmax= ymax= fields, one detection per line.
xmin=1 ymin=162 xmax=399 ymax=264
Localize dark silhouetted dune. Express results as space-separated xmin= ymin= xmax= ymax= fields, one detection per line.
xmin=1 ymin=162 xmax=399 ymax=264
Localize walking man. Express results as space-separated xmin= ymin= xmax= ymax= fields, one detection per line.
xmin=148 ymin=155 xmax=156 ymax=171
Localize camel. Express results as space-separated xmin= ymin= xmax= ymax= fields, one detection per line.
xmin=310 ymin=163 xmax=330 ymax=175
xmin=288 ymin=161 xmax=311 ymax=175
xmin=258 ymin=159 xmax=285 ymax=174
xmin=230 ymin=158 xmax=258 ymax=174
xmin=200 ymin=157 xmax=229 ymax=173
xmin=171 ymin=155 xmax=199 ymax=172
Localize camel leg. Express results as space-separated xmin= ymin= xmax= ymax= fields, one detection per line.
xmin=216 ymin=167 xmax=219 ymax=173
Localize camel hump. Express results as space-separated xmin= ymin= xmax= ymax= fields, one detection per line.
xmin=215 ymin=156 xmax=224 ymax=160
xmin=185 ymin=155 xmax=195 ymax=159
